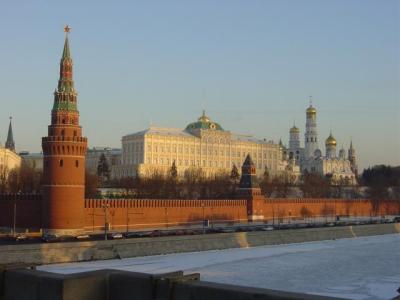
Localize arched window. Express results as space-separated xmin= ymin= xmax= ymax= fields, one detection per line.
xmin=59 ymin=160 xmax=63 ymax=167
xmin=75 ymin=160 xmax=79 ymax=167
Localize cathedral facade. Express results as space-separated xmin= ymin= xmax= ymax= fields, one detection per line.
xmin=283 ymin=103 xmax=358 ymax=185
xmin=113 ymin=111 xmax=282 ymax=178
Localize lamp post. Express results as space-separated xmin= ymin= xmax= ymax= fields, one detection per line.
xmin=164 ymin=207 xmax=169 ymax=229
xmin=13 ymin=196 xmax=17 ymax=237
xmin=102 ymin=202 xmax=110 ymax=241
xmin=201 ymin=202 xmax=205 ymax=234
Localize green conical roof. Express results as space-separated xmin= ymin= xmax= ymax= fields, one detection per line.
xmin=52 ymin=29 xmax=77 ymax=112
xmin=62 ymin=35 xmax=71 ymax=60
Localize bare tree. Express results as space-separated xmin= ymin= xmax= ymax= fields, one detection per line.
xmin=301 ymin=173 xmax=330 ymax=198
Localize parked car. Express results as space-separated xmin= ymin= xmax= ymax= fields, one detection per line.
xmin=110 ymin=233 xmax=123 ymax=239
xmin=15 ymin=234 xmax=27 ymax=242
xmin=261 ymin=226 xmax=274 ymax=231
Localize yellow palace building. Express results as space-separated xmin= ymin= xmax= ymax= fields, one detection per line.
xmin=113 ymin=111 xmax=282 ymax=178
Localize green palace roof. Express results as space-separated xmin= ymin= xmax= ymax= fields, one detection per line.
xmin=185 ymin=111 xmax=224 ymax=131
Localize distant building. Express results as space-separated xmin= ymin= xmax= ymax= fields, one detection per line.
xmin=114 ymin=111 xmax=282 ymax=178
xmin=19 ymin=152 xmax=44 ymax=170
xmin=0 ymin=117 xmax=21 ymax=175
xmin=0 ymin=147 xmax=21 ymax=176
xmin=86 ymin=147 xmax=121 ymax=176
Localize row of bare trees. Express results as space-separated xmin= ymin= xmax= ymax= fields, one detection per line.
xmin=90 ymin=162 xmax=363 ymax=199
xmin=0 ymin=163 xmax=42 ymax=194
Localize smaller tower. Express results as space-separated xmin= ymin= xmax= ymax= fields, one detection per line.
xmin=304 ymin=98 xmax=319 ymax=158
xmin=338 ymin=145 xmax=346 ymax=159
xmin=325 ymin=132 xmax=337 ymax=159
xmin=348 ymin=140 xmax=358 ymax=177
xmin=5 ymin=117 xmax=15 ymax=152
xmin=237 ymin=154 xmax=264 ymax=222
xmin=289 ymin=123 xmax=300 ymax=149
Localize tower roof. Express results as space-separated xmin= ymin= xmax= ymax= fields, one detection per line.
xmin=243 ymin=154 xmax=255 ymax=168
xmin=185 ymin=110 xmax=224 ymax=131
xmin=62 ymin=35 xmax=71 ymax=60
xmin=349 ymin=140 xmax=354 ymax=150
xmin=5 ymin=117 xmax=15 ymax=151
xmin=290 ymin=125 xmax=300 ymax=133
xmin=53 ymin=26 xmax=77 ymax=112
xmin=306 ymin=105 xmax=317 ymax=115
xmin=325 ymin=133 xmax=337 ymax=146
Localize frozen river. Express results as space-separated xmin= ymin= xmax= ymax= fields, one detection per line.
xmin=40 ymin=234 xmax=400 ymax=300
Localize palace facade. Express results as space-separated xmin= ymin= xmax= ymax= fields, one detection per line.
xmin=113 ymin=111 xmax=282 ymax=178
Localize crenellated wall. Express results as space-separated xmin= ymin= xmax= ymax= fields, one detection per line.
xmin=0 ymin=194 xmax=399 ymax=232
xmin=261 ymin=198 xmax=400 ymax=221
xmin=84 ymin=198 xmax=248 ymax=231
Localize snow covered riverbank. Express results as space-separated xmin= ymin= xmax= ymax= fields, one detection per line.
xmin=39 ymin=234 xmax=400 ymax=300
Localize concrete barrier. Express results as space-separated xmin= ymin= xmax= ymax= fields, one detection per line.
xmin=1 ymin=268 xmax=344 ymax=300
xmin=0 ymin=223 xmax=398 ymax=266
xmin=174 ymin=281 xmax=343 ymax=300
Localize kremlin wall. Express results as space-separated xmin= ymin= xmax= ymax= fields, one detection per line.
xmin=0 ymin=28 xmax=399 ymax=236
xmin=0 ymin=193 xmax=399 ymax=233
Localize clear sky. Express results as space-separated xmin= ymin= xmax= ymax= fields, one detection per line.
xmin=0 ymin=0 xmax=399 ymax=171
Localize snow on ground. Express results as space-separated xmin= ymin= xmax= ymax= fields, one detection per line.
xmin=39 ymin=234 xmax=400 ymax=300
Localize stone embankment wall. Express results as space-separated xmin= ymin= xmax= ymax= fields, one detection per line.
xmin=0 ymin=223 xmax=399 ymax=266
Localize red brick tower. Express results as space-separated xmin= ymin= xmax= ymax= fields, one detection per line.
xmin=237 ymin=154 xmax=265 ymax=222
xmin=41 ymin=26 xmax=88 ymax=235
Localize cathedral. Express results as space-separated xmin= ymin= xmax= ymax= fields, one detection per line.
xmin=282 ymin=102 xmax=358 ymax=185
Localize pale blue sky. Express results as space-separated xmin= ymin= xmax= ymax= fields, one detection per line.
xmin=0 ymin=0 xmax=399 ymax=171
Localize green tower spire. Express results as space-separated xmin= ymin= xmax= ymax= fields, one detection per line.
xmin=52 ymin=25 xmax=77 ymax=112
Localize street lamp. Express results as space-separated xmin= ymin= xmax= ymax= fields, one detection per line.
xmin=102 ymin=202 xmax=110 ymax=241
xmin=165 ymin=207 xmax=169 ymax=229
xmin=201 ymin=202 xmax=205 ymax=234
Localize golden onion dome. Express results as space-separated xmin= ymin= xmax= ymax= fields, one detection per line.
xmin=198 ymin=110 xmax=210 ymax=123
xmin=306 ymin=105 xmax=317 ymax=115
xmin=325 ymin=134 xmax=337 ymax=146
xmin=290 ymin=125 xmax=300 ymax=133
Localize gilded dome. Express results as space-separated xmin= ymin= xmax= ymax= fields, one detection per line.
xmin=185 ymin=110 xmax=224 ymax=131
xmin=290 ymin=125 xmax=300 ymax=133
xmin=325 ymin=134 xmax=337 ymax=146
xmin=306 ymin=105 xmax=317 ymax=115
